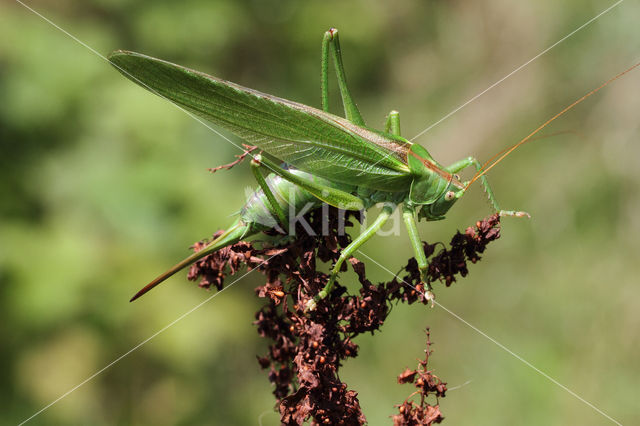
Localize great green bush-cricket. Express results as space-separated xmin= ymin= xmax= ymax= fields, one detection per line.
xmin=109 ymin=28 xmax=636 ymax=310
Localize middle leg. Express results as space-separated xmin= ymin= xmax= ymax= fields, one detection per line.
xmin=402 ymin=203 xmax=435 ymax=306
xmin=305 ymin=202 xmax=396 ymax=311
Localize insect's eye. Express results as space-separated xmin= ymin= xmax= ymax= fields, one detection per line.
xmin=444 ymin=191 xmax=455 ymax=201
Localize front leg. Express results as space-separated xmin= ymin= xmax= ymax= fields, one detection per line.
xmin=446 ymin=157 xmax=530 ymax=218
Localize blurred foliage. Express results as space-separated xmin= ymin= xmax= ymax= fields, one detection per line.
xmin=1 ymin=0 xmax=639 ymax=424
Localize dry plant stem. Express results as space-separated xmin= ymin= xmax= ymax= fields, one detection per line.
xmin=393 ymin=328 xmax=447 ymax=426
xmin=187 ymin=208 xmax=501 ymax=424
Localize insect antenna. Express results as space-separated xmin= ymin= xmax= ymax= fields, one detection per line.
xmin=465 ymin=61 xmax=640 ymax=190
xmin=477 ymin=129 xmax=585 ymax=173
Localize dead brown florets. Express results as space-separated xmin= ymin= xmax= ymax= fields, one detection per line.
xmin=392 ymin=328 xmax=446 ymax=426
xmin=187 ymin=208 xmax=501 ymax=424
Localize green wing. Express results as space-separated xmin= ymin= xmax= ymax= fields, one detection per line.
xmin=108 ymin=51 xmax=412 ymax=191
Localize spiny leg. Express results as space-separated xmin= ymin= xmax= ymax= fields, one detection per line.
xmin=251 ymin=156 xmax=289 ymax=230
xmin=320 ymin=30 xmax=330 ymax=112
xmin=306 ymin=203 xmax=396 ymax=311
xmin=402 ymin=204 xmax=435 ymax=305
xmin=385 ymin=110 xmax=401 ymax=136
xmin=446 ymin=157 xmax=529 ymax=218
xmin=321 ymin=28 xmax=365 ymax=125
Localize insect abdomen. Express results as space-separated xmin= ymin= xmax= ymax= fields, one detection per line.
xmin=240 ymin=170 xmax=329 ymax=231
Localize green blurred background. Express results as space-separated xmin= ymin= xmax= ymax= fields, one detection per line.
xmin=1 ymin=0 xmax=638 ymax=424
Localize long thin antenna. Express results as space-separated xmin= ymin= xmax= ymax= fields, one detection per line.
xmin=477 ymin=130 xmax=586 ymax=172
xmin=466 ymin=61 xmax=640 ymax=190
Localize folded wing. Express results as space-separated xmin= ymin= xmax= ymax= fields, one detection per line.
xmin=109 ymin=51 xmax=412 ymax=191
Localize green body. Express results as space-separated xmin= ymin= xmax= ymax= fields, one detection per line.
xmin=115 ymin=29 xmax=525 ymax=306
xmin=241 ymin=169 xmax=331 ymax=232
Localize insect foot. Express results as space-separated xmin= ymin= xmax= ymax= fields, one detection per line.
xmin=424 ymin=288 xmax=436 ymax=308
xmin=304 ymin=287 xmax=330 ymax=312
xmin=304 ymin=298 xmax=318 ymax=312
xmin=498 ymin=210 xmax=531 ymax=218
xmin=304 ymin=278 xmax=336 ymax=312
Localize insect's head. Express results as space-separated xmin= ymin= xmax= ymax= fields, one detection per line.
xmin=418 ymin=182 xmax=464 ymax=220
xmin=407 ymin=144 xmax=465 ymax=220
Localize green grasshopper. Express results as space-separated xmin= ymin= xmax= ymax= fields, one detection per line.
xmin=112 ymin=28 xmax=629 ymax=310
xmin=110 ymin=28 xmax=530 ymax=309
